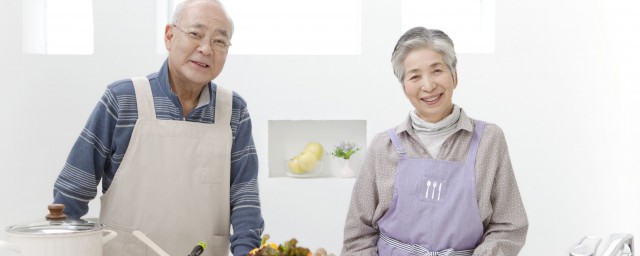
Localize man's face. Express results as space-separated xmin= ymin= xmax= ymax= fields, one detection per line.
xmin=165 ymin=1 xmax=232 ymax=88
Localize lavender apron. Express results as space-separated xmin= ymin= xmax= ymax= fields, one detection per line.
xmin=377 ymin=121 xmax=486 ymax=256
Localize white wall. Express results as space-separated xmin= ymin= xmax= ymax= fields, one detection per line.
xmin=1 ymin=0 xmax=639 ymax=255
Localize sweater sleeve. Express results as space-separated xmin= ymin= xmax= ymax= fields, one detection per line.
xmin=228 ymin=101 xmax=264 ymax=256
xmin=53 ymin=88 xmax=119 ymax=219
xmin=473 ymin=126 xmax=529 ymax=256
xmin=341 ymin=134 xmax=387 ymax=256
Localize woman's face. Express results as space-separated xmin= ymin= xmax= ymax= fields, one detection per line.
xmin=402 ymin=47 xmax=457 ymax=123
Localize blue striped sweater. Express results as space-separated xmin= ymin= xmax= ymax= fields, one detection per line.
xmin=53 ymin=60 xmax=264 ymax=255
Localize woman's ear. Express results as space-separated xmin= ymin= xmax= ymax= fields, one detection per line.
xmin=453 ymin=72 xmax=458 ymax=89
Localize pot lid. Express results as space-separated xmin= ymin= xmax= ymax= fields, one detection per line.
xmin=6 ymin=204 xmax=104 ymax=235
xmin=7 ymin=219 xmax=104 ymax=235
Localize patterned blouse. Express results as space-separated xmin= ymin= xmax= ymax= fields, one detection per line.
xmin=342 ymin=109 xmax=528 ymax=256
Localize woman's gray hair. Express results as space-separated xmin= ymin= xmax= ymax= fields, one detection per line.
xmin=391 ymin=27 xmax=457 ymax=83
xmin=172 ymin=0 xmax=235 ymax=38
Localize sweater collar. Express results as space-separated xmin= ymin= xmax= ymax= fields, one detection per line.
xmin=158 ymin=59 xmax=213 ymax=108
xmin=409 ymin=105 xmax=461 ymax=133
xmin=396 ymin=107 xmax=474 ymax=137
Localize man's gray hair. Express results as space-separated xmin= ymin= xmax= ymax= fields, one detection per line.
xmin=171 ymin=0 xmax=235 ymax=38
xmin=391 ymin=27 xmax=457 ymax=83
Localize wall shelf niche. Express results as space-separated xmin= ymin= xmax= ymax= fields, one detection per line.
xmin=268 ymin=120 xmax=367 ymax=178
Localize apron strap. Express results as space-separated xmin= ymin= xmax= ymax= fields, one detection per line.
xmin=213 ymin=85 xmax=232 ymax=125
xmin=379 ymin=233 xmax=474 ymax=256
xmin=465 ymin=120 xmax=485 ymax=164
xmin=131 ymin=77 xmax=156 ymax=119
xmin=386 ymin=129 xmax=407 ymax=157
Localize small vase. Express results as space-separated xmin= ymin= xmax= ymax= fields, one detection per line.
xmin=340 ymin=159 xmax=355 ymax=178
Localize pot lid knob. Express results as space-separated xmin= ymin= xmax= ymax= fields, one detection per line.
xmin=45 ymin=204 xmax=67 ymax=221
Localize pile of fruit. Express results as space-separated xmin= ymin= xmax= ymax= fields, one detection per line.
xmin=247 ymin=235 xmax=334 ymax=256
xmin=287 ymin=142 xmax=323 ymax=174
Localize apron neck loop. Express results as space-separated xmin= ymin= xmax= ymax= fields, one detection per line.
xmin=131 ymin=77 xmax=157 ymax=119
xmin=213 ymin=85 xmax=232 ymax=125
xmin=465 ymin=120 xmax=485 ymax=164
xmin=386 ymin=129 xmax=407 ymax=157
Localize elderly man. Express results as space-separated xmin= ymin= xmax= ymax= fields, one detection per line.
xmin=52 ymin=0 xmax=264 ymax=255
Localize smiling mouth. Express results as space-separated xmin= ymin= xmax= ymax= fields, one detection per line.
xmin=423 ymin=94 xmax=441 ymax=103
xmin=191 ymin=60 xmax=210 ymax=68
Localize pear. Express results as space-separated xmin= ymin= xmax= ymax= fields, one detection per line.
xmin=304 ymin=142 xmax=323 ymax=160
xmin=287 ymin=158 xmax=304 ymax=174
xmin=297 ymin=151 xmax=319 ymax=172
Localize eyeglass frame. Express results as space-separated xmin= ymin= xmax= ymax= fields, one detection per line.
xmin=171 ymin=24 xmax=232 ymax=52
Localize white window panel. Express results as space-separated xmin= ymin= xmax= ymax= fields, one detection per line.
xmin=155 ymin=0 xmax=170 ymax=54
xmin=605 ymin=0 xmax=640 ymax=111
xmin=157 ymin=0 xmax=361 ymax=55
xmin=605 ymin=0 xmax=640 ymax=74
xmin=401 ymin=0 xmax=495 ymax=53
xmin=23 ymin=0 xmax=94 ymax=55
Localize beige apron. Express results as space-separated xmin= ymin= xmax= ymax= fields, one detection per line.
xmin=100 ymin=77 xmax=233 ymax=256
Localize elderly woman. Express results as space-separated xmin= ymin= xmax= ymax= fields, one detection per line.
xmin=342 ymin=27 xmax=528 ymax=256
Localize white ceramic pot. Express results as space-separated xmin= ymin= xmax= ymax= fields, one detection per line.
xmin=0 ymin=204 xmax=117 ymax=256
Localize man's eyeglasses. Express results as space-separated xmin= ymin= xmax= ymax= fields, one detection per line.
xmin=172 ymin=24 xmax=232 ymax=52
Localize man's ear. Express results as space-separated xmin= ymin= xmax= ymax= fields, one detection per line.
xmin=164 ymin=24 xmax=174 ymax=51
